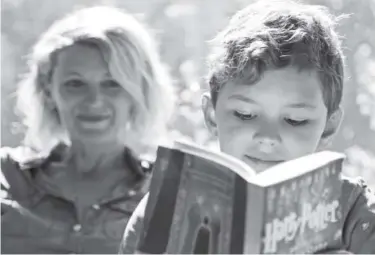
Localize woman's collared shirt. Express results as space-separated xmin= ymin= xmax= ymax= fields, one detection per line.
xmin=1 ymin=144 xmax=152 ymax=254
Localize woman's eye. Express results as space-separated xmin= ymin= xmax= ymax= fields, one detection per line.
xmin=285 ymin=118 xmax=309 ymax=126
xmin=234 ymin=110 xmax=256 ymax=121
xmin=102 ymin=80 xmax=122 ymax=89
xmin=64 ymin=79 xmax=85 ymax=89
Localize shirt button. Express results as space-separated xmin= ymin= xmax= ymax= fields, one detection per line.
xmin=141 ymin=160 xmax=150 ymax=169
xmin=128 ymin=189 xmax=136 ymax=196
xmin=92 ymin=204 xmax=100 ymax=210
xmin=362 ymin=222 xmax=370 ymax=231
xmin=73 ymin=224 xmax=82 ymax=232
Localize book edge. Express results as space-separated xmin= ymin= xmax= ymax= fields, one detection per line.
xmin=171 ymin=140 xmax=256 ymax=182
xmin=253 ymin=151 xmax=345 ymax=186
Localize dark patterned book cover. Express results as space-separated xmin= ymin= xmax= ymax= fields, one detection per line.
xmin=136 ymin=141 xmax=345 ymax=254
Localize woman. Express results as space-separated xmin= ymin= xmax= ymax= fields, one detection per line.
xmin=1 ymin=6 xmax=174 ymax=254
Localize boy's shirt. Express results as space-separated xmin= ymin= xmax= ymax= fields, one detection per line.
xmin=118 ymin=175 xmax=375 ymax=254
xmin=339 ymin=176 xmax=375 ymax=253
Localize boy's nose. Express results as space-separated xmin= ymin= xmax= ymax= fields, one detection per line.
xmin=257 ymin=137 xmax=277 ymax=147
xmin=253 ymin=125 xmax=281 ymax=153
xmin=254 ymin=137 xmax=279 ymax=154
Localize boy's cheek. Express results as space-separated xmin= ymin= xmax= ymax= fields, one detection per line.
xmin=283 ymin=135 xmax=318 ymax=157
xmin=280 ymin=125 xmax=323 ymax=154
xmin=218 ymin=126 xmax=252 ymax=158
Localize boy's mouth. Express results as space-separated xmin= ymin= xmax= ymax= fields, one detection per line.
xmin=243 ymin=155 xmax=284 ymax=172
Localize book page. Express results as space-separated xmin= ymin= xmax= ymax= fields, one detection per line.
xmin=171 ymin=140 xmax=256 ymax=182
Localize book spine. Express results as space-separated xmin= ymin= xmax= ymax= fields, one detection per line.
xmin=138 ymin=147 xmax=169 ymax=244
xmin=243 ymin=184 xmax=265 ymax=254
xmin=229 ymin=174 xmax=247 ymax=254
xmin=137 ymin=148 xmax=185 ymax=254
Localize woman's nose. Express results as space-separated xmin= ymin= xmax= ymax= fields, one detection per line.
xmin=86 ymin=86 xmax=104 ymax=108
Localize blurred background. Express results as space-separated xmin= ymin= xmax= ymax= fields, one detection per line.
xmin=1 ymin=0 xmax=374 ymax=187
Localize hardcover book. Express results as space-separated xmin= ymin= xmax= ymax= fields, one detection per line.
xmin=136 ymin=141 xmax=345 ymax=254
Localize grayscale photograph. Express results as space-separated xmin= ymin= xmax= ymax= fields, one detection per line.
xmin=1 ymin=0 xmax=374 ymax=254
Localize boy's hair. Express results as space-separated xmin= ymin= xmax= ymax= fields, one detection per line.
xmin=207 ymin=0 xmax=346 ymax=117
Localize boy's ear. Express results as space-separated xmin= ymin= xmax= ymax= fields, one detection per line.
xmin=317 ymin=107 xmax=344 ymax=150
xmin=201 ymin=92 xmax=218 ymax=136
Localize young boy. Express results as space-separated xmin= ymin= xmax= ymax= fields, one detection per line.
xmin=119 ymin=0 xmax=375 ymax=253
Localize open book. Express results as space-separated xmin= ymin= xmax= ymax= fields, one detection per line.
xmin=136 ymin=141 xmax=345 ymax=254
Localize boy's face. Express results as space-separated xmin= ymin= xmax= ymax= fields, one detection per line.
xmin=203 ymin=66 xmax=342 ymax=173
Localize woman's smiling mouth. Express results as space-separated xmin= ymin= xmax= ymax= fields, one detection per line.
xmin=76 ymin=114 xmax=111 ymax=130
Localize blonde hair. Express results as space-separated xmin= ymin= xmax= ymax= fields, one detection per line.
xmin=16 ymin=6 xmax=175 ymax=155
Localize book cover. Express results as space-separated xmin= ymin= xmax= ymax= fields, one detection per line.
xmin=136 ymin=141 xmax=345 ymax=254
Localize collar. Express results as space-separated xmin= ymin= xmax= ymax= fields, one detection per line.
xmin=17 ymin=143 xmax=153 ymax=178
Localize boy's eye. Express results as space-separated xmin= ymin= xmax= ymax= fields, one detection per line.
xmin=64 ymin=79 xmax=85 ymax=89
xmin=102 ymin=80 xmax=122 ymax=90
xmin=285 ymin=118 xmax=309 ymax=126
xmin=234 ymin=110 xmax=257 ymax=121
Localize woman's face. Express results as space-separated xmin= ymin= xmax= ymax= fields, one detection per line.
xmin=48 ymin=43 xmax=132 ymax=145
